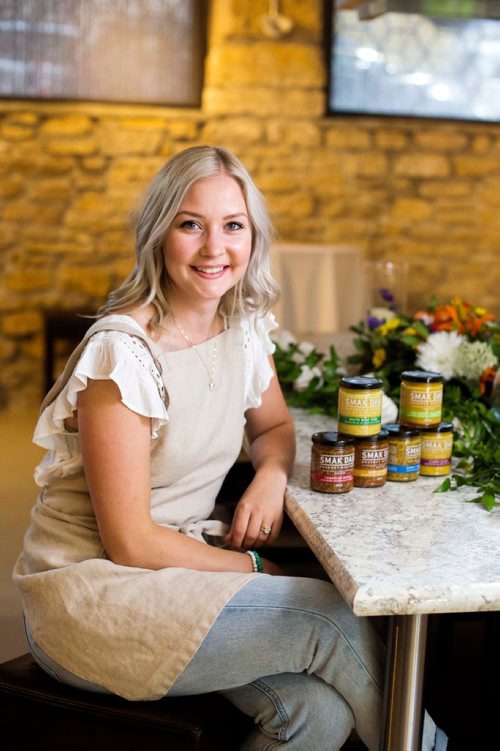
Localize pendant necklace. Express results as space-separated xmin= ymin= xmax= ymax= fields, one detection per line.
xmin=172 ymin=316 xmax=218 ymax=392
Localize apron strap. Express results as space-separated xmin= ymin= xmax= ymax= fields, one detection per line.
xmin=40 ymin=317 xmax=167 ymax=414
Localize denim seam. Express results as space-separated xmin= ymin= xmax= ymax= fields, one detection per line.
xmin=224 ymin=603 xmax=383 ymax=691
xmin=252 ymin=677 xmax=290 ymax=743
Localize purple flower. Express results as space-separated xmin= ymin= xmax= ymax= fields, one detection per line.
xmin=367 ymin=316 xmax=383 ymax=329
xmin=379 ymin=287 xmax=395 ymax=303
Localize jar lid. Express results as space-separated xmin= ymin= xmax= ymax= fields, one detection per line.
xmin=401 ymin=370 xmax=443 ymax=383
xmin=384 ymin=422 xmax=421 ymax=438
xmin=340 ymin=376 xmax=383 ymax=390
xmin=420 ymin=421 xmax=454 ymax=433
xmin=353 ymin=429 xmax=389 ymax=444
xmin=311 ymin=431 xmax=355 ymax=447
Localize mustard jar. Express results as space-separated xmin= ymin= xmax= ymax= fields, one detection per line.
xmin=353 ymin=430 xmax=389 ymax=488
xmin=385 ymin=423 xmax=422 ymax=482
xmin=420 ymin=421 xmax=453 ymax=477
xmin=399 ymin=370 xmax=443 ymax=429
xmin=310 ymin=432 xmax=355 ymax=494
xmin=337 ymin=376 xmax=383 ymax=437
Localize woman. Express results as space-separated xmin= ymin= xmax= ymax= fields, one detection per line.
xmin=14 ymin=145 xmax=386 ymax=750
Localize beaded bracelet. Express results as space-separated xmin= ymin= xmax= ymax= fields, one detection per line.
xmin=246 ymin=549 xmax=263 ymax=573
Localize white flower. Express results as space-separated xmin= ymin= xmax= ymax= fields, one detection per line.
xmin=382 ymin=393 xmax=398 ymax=425
xmin=415 ymin=331 xmax=465 ymax=380
xmin=272 ymin=329 xmax=297 ymax=350
xmin=294 ymin=365 xmax=323 ymax=392
xmin=452 ymin=341 xmax=498 ymax=382
xmin=291 ymin=340 xmax=316 ymax=364
xmin=368 ymin=307 xmax=396 ymax=323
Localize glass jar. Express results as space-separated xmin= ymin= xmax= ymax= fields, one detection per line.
xmin=385 ymin=423 xmax=422 ymax=482
xmin=353 ymin=430 xmax=389 ymax=488
xmin=310 ymin=432 xmax=355 ymax=494
xmin=337 ymin=376 xmax=383 ymax=437
xmin=399 ymin=370 xmax=443 ymax=428
xmin=420 ymin=422 xmax=453 ymax=476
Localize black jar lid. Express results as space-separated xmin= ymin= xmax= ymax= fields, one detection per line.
xmin=311 ymin=431 xmax=355 ymax=447
xmin=340 ymin=376 xmax=383 ymax=390
xmin=420 ymin=421 xmax=453 ymax=433
xmin=384 ymin=423 xmax=421 ymax=438
xmin=401 ymin=370 xmax=443 ymax=383
xmin=353 ymin=429 xmax=389 ymax=444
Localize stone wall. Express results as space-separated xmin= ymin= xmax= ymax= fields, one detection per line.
xmin=1 ymin=0 xmax=499 ymax=407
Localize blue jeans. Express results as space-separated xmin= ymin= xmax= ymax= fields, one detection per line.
xmin=26 ymin=576 xmax=446 ymax=750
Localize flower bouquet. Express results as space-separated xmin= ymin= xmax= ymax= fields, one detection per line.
xmin=273 ymin=297 xmax=500 ymax=510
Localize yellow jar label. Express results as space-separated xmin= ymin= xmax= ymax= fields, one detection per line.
xmin=400 ymin=382 xmax=443 ymax=426
xmin=338 ymin=388 xmax=382 ymax=436
xmin=420 ymin=433 xmax=453 ymax=476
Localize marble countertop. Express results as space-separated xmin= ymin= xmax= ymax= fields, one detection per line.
xmin=286 ymin=408 xmax=500 ymax=617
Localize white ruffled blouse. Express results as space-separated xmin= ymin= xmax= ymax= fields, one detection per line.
xmin=33 ymin=313 xmax=277 ymax=488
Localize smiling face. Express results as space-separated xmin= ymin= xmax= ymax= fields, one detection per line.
xmin=162 ymin=172 xmax=252 ymax=310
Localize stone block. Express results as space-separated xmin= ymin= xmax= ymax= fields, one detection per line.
xmin=374 ymin=130 xmax=409 ymax=150
xmin=326 ymin=129 xmax=372 ymax=150
xmin=4 ymin=203 xmax=64 ymax=224
xmin=34 ymin=178 xmax=73 ymax=201
xmin=99 ymin=128 xmax=163 ymax=156
xmin=394 ymin=153 xmax=450 ymax=178
xmin=203 ymin=86 xmax=325 ymax=117
xmin=205 ymin=42 xmax=325 ymax=88
xmin=2 ymin=312 xmax=43 ymax=336
xmin=419 ymin=181 xmax=472 ymax=198
xmin=46 ymin=137 xmax=97 ymax=156
xmin=1 ymin=123 xmax=34 ymax=141
xmin=414 ymin=130 xmax=467 ymax=150
xmin=41 ymin=115 xmax=93 ymax=136
xmin=57 ymin=266 xmax=112 ymax=298
xmin=267 ymin=120 xmax=321 ymax=147
xmin=5 ymin=269 xmax=53 ymax=292
xmin=107 ymin=157 xmax=165 ymax=187
xmin=201 ymin=118 xmax=263 ymax=146
xmin=0 ymin=175 xmax=24 ymax=199
xmin=267 ymin=191 xmax=314 ymax=218
xmin=391 ymin=198 xmax=432 ymax=221
xmin=454 ymin=154 xmax=500 ymax=177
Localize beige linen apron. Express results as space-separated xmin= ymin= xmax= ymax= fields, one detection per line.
xmin=13 ymin=317 xmax=257 ymax=700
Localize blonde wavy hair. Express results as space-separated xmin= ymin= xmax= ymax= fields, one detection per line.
xmin=98 ymin=145 xmax=279 ymax=331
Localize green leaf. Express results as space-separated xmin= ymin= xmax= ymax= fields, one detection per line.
xmin=481 ymin=491 xmax=497 ymax=511
xmin=434 ymin=478 xmax=451 ymax=493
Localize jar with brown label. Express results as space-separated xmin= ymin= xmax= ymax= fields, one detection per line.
xmin=385 ymin=423 xmax=422 ymax=482
xmin=399 ymin=370 xmax=444 ymax=429
xmin=353 ymin=430 xmax=389 ymax=488
xmin=310 ymin=432 xmax=355 ymax=494
xmin=420 ymin=421 xmax=453 ymax=476
xmin=337 ymin=376 xmax=383 ymax=437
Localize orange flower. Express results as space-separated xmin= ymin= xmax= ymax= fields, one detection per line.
xmin=479 ymin=366 xmax=497 ymax=396
xmin=432 ymin=304 xmax=463 ymax=333
xmin=465 ymin=311 xmax=495 ymax=337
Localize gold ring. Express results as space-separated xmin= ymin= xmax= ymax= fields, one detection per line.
xmin=260 ymin=525 xmax=272 ymax=535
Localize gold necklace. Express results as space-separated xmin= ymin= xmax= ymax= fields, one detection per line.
xmin=172 ymin=316 xmax=217 ymax=392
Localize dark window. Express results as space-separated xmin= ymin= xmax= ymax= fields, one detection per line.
xmin=0 ymin=0 xmax=206 ymax=106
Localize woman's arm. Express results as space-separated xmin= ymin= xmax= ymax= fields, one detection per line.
xmin=77 ymin=378 xmax=281 ymax=573
xmin=225 ymin=356 xmax=296 ymax=551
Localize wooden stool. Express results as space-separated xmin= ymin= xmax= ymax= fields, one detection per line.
xmin=0 ymin=653 xmax=252 ymax=750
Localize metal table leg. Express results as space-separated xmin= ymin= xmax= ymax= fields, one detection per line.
xmin=381 ymin=614 xmax=428 ymax=751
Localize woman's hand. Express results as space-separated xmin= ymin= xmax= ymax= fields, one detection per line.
xmin=224 ymin=468 xmax=286 ymax=550
xmin=225 ymin=354 xmax=296 ymax=551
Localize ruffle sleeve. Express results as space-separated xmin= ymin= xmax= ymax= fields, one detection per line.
xmin=34 ymin=330 xmax=169 ymax=452
xmin=242 ymin=311 xmax=279 ymax=411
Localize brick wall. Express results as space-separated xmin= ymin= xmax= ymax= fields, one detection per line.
xmin=1 ymin=0 xmax=499 ymax=407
